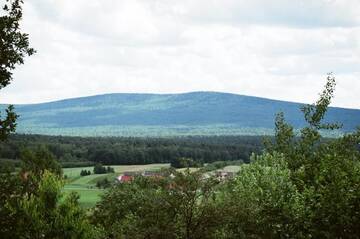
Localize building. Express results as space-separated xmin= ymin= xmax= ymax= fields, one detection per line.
xmin=117 ymin=174 xmax=133 ymax=183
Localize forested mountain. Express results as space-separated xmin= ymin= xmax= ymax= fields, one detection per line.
xmin=2 ymin=92 xmax=360 ymax=136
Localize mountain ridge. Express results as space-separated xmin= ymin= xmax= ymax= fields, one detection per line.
xmin=1 ymin=92 xmax=359 ymax=137
xmin=8 ymin=91 xmax=359 ymax=111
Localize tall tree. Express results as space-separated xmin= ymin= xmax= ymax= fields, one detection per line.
xmin=0 ymin=0 xmax=35 ymax=140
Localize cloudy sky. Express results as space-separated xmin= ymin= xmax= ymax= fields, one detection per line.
xmin=1 ymin=0 xmax=359 ymax=108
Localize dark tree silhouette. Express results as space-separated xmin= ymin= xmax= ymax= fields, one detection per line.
xmin=0 ymin=0 xmax=35 ymax=140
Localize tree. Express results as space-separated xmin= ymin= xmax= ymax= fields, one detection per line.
xmin=80 ymin=169 xmax=91 ymax=176
xmin=0 ymin=146 xmax=102 ymax=238
xmin=4 ymin=171 xmax=101 ymax=238
xmin=220 ymin=153 xmax=304 ymax=238
xmin=93 ymin=163 xmax=107 ymax=174
xmin=20 ymin=146 xmax=62 ymax=177
xmin=171 ymin=157 xmax=203 ymax=168
xmin=258 ymin=74 xmax=360 ymax=237
xmin=93 ymin=170 xmax=222 ymax=239
xmin=0 ymin=0 xmax=35 ymax=140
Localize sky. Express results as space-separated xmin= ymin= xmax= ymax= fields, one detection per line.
xmin=0 ymin=0 xmax=359 ymax=108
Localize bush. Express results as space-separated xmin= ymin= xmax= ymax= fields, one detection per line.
xmin=96 ymin=178 xmax=111 ymax=189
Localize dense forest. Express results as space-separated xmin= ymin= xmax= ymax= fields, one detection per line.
xmin=0 ymin=134 xmax=264 ymax=167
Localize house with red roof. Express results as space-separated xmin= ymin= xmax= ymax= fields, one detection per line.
xmin=117 ymin=174 xmax=133 ymax=183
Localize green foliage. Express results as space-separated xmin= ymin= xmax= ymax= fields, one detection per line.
xmin=0 ymin=170 xmax=101 ymax=238
xmin=212 ymin=75 xmax=360 ymax=238
xmin=200 ymin=160 xmax=243 ymax=172
xmin=93 ymin=171 xmax=222 ymax=239
xmin=0 ymin=134 xmax=261 ymax=165
xmin=0 ymin=0 xmax=35 ymax=140
xmin=255 ymin=75 xmax=360 ymax=237
xmin=220 ymin=153 xmax=305 ymax=238
xmin=0 ymin=171 xmax=23 ymax=238
xmin=0 ymin=160 xmax=15 ymax=173
xmin=171 ymin=157 xmax=203 ymax=168
xmin=20 ymin=146 xmax=62 ymax=178
xmin=93 ymin=163 xmax=114 ymax=174
xmin=0 ymin=143 xmax=100 ymax=238
xmin=96 ymin=178 xmax=111 ymax=189
xmin=17 ymin=171 xmax=100 ymax=238
xmin=1 ymin=74 xmax=358 ymax=238
xmin=80 ymin=169 xmax=91 ymax=176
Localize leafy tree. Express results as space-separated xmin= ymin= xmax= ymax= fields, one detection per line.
xmin=219 ymin=153 xmax=305 ymax=238
xmin=93 ymin=170 xmax=222 ymax=239
xmin=0 ymin=148 xmax=100 ymax=238
xmin=20 ymin=146 xmax=62 ymax=177
xmin=0 ymin=0 xmax=35 ymax=140
xmin=232 ymin=74 xmax=360 ymax=238
xmin=12 ymin=171 xmax=100 ymax=238
xmin=0 ymin=171 xmax=23 ymax=238
xmin=93 ymin=163 xmax=106 ymax=174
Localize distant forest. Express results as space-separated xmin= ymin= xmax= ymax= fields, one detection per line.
xmin=0 ymin=134 xmax=265 ymax=167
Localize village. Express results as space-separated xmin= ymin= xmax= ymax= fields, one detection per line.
xmin=116 ymin=169 xmax=236 ymax=183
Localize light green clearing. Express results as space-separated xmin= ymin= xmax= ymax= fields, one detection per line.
xmin=223 ymin=165 xmax=241 ymax=173
xmin=176 ymin=167 xmax=199 ymax=173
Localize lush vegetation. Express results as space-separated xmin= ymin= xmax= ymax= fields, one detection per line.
xmin=80 ymin=169 xmax=91 ymax=176
xmin=91 ymin=75 xmax=360 ymax=238
xmin=0 ymin=135 xmax=263 ymax=167
xmin=62 ymin=164 xmax=169 ymax=208
xmin=170 ymin=157 xmax=204 ymax=168
xmin=1 ymin=75 xmax=360 ymax=237
xmin=93 ymin=164 xmax=115 ymax=174
xmin=0 ymin=0 xmax=34 ymax=140
xmin=0 ymin=148 xmax=100 ymax=238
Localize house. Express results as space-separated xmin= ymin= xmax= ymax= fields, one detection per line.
xmin=117 ymin=174 xmax=133 ymax=183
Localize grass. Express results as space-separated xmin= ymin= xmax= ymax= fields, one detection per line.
xmin=62 ymin=163 xmax=170 ymax=208
xmin=223 ymin=165 xmax=241 ymax=173
xmin=62 ymin=163 xmax=239 ymax=208
xmin=176 ymin=167 xmax=199 ymax=173
xmin=63 ymin=185 xmax=103 ymax=208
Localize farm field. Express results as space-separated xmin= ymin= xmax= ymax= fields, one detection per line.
xmin=62 ymin=163 xmax=238 ymax=207
xmin=223 ymin=165 xmax=241 ymax=173
xmin=63 ymin=163 xmax=170 ymax=207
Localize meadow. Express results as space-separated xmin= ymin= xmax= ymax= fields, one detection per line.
xmin=62 ymin=164 xmax=169 ymax=207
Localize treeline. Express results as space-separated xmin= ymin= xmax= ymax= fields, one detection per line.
xmin=0 ymin=135 xmax=264 ymax=166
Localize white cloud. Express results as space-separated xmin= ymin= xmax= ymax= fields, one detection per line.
xmin=0 ymin=0 xmax=359 ymax=108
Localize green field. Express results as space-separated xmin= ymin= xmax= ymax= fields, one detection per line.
xmin=63 ymin=164 xmax=170 ymax=208
xmin=223 ymin=165 xmax=241 ymax=173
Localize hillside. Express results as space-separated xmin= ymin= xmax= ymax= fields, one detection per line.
xmin=3 ymin=92 xmax=360 ymax=136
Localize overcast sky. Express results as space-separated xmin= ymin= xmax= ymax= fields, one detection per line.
xmin=0 ymin=0 xmax=359 ymax=108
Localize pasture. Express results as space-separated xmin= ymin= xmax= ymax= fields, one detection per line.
xmin=62 ymin=163 xmax=170 ymax=208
